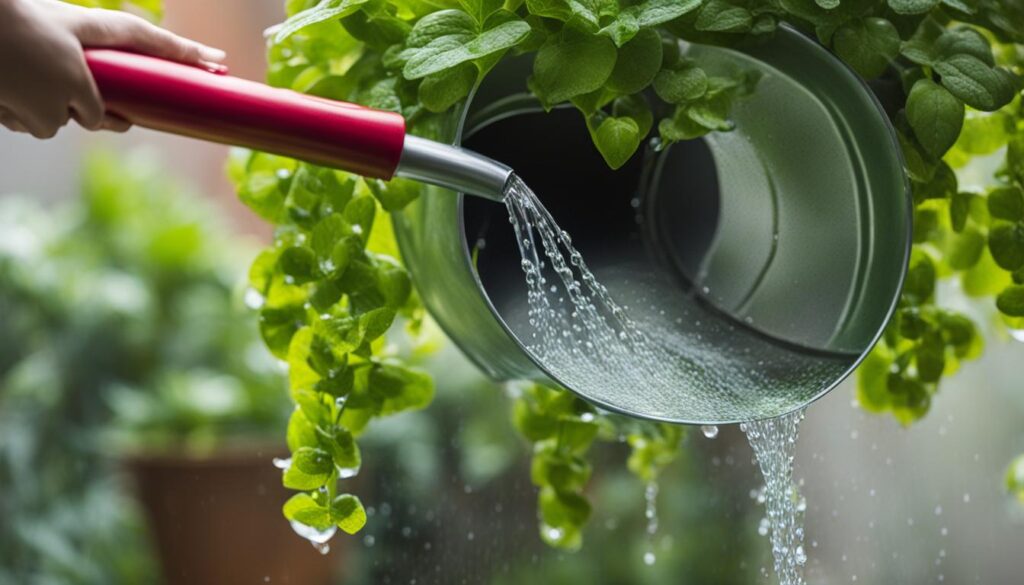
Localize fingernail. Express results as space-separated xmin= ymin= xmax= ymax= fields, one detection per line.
xmin=204 ymin=62 xmax=229 ymax=74
xmin=200 ymin=46 xmax=228 ymax=62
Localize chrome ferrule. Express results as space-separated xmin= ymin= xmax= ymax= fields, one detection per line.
xmin=396 ymin=135 xmax=512 ymax=203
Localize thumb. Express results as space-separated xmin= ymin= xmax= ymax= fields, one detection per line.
xmin=73 ymin=10 xmax=226 ymax=68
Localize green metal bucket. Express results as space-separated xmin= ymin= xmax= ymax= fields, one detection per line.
xmin=392 ymin=26 xmax=911 ymax=424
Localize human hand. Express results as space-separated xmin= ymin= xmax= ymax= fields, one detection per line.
xmin=0 ymin=0 xmax=226 ymax=138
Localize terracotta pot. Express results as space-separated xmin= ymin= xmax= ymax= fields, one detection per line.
xmin=125 ymin=446 xmax=339 ymax=585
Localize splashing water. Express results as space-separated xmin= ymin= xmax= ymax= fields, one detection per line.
xmin=742 ymin=410 xmax=807 ymax=585
xmin=502 ymin=174 xmax=848 ymax=423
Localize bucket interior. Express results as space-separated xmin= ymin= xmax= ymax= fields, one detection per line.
xmin=456 ymin=36 xmax=908 ymax=423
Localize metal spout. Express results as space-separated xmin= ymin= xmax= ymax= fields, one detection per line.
xmin=396 ymin=135 xmax=512 ymax=202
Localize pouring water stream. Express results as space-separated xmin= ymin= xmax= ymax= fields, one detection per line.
xmin=505 ymin=173 xmax=809 ymax=584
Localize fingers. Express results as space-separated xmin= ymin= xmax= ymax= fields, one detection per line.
xmin=100 ymin=113 xmax=131 ymax=133
xmin=73 ymin=10 xmax=226 ymax=70
xmin=0 ymin=108 xmax=28 ymax=134
xmin=68 ymin=54 xmax=105 ymax=130
xmin=8 ymin=105 xmax=70 ymax=139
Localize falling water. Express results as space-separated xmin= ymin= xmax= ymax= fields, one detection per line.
xmin=503 ymin=174 xmax=816 ymax=583
xmin=643 ymin=481 xmax=659 ymax=566
xmin=742 ymin=410 xmax=807 ymax=585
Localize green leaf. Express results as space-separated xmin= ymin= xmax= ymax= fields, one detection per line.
xmin=514 ymin=404 xmax=556 ymax=442
xmin=686 ymin=93 xmax=735 ymax=132
xmin=887 ymin=0 xmax=939 ymax=14
xmin=857 ymin=345 xmax=892 ymax=412
xmin=274 ymin=0 xmax=369 ymax=42
xmin=897 ymin=127 xmax=938 ymax=184
xmin=280 ymin=246 xmax=319 ymax=283
xmin=284 ymin=447 xmax=334 ymax=490
xmin=913 ymin=161 xmax=957 ymax=202
xmin=327 ymin=427 xmax=361 ymax=471
xmin=996 ymin=285 xmax=1024 ymax=317
xmin=989 ymin=223 xmax=1024 ymax=270
xmin=950 ymin=192 xmax=972 ymax=232
xmin=365 ymin=177 xmax=423 ymax=212
xmin=283 ymin=493 xmax=333 ymax=530
xmin=904 ymin=250 xmax=936 ymax=304
xmin=311 ymin=214 xmax=353 ymax=263
xmin=934 ymin=55 xmax=1017 ymax=112
xmin=832 ymin=18 xmax=901 ymax=79
xmin=287 ymin=409 xmax=320 ymax=451
xmin=557 ymin=418 xmax=599 ymax=454
xmin=459 ymin=0 xmax=503 ymax=24
xmin=962 ymin=248 xmax=1013 ymax=296
xmin=988 ymin=187 xmax=1024 ymax=222
xmin=531 ymin=451 xmax=592 ymax=492
xmin=592 ymin=116 xmax=641 ymax=170
xmin=906 ymin=79 xmax=965 ymax=159
xmin=947 ymin=227 xmax=985 ymax=270
xmin=916 ymin=332 xmax=945 ymax=383
xmin=612 ymin=94 xmax=653 ymax=136
xmin=653 ymin=63 xmax=708 ymax=104
xmin=659 ymin=108 xmax=709 ymax=143
xmin=377 ymin=262 xmax=412 ymax=307
xmin=629 ymin=0 xmax=701 ymax=27
xmin=331 ymin=494 xmax=368 ymax=534
xmin=1009 ymin=134 xmax=1024 ymax=188
xmin=370 ymin=362 xmax=434 ymax=414
xmin=539 ymin=487 xmax=591 ymax=529
xmin=605 ymin=29 xmax=662 ymax=94
xmin=695 ymin=0 xmax=752 ymax=33
xmin=530 ymin=26 xmax=617 ymax=106
xmin=344 ymin=194 xmax=377 ymax=240
xmin=600 ymin=0 xmax=702 ymax=44
xmin=418 ymin=62 xmax=479 ymax=112
xmin=402 ymin=10 xmax=531 ymax=79
xmin=342 ymin=2 xmax=412 ymax=49
xmin=936 ymin=27 xmax=994 ymax=65
xmin=940 ymin=0 xmax=974 ymax=12
xmin=525 ymin=0 xmax=573 ymax=22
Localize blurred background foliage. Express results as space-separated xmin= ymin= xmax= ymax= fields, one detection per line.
xmin=0 ymin=152 xmax=289 ymax=584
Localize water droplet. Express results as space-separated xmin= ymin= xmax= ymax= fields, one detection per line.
xmin=643 ymin=551 xmax=656 ymax=566
xmin=244 ymin=288 xmax=265 ymax=309
xmin=290 ymin=521 xmax=336 ymax=551
xmin=272 ymin=457 xmax=291 ymax=470
xmin=312 ymin=542 xmax=330 ymax=555
xmin=701 ymin=425 xmax=719 ymax=439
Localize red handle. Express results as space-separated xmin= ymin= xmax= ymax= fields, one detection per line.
xmin=84 ymin=49 xmax=407 ymax=179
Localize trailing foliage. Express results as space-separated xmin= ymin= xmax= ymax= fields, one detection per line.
xmin=512 ymin=383 xmax=683 ymax=549
xmin=240 ymin=0 xmax=1024 ymax=546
